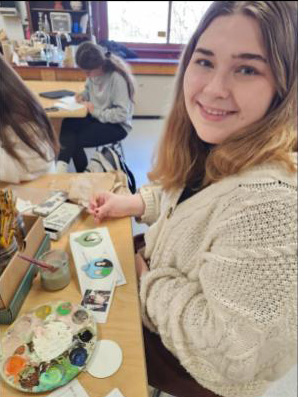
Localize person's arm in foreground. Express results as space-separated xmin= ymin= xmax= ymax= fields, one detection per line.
xmin=0 ymin=127 xmax=55 ymax=183
xmin=139 ymin=188 xmax=296 ymax=383
xmin=88 ymin=192 xmax=145 ymax=222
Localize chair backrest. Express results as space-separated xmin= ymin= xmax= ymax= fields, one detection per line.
xmin=100 ymin=141 xmax=125 ymax=160
xmin=86 ymin=144 xmax=136 ymax=194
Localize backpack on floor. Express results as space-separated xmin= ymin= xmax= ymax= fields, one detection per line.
xmin=85 ymin=146 xmax=136 ymax=194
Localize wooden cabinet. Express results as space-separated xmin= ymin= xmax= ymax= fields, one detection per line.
xmin=26 ymin=1 xmax=93 ymax=44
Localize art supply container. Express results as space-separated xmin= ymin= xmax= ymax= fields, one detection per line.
xmin=39 ymin=250 xmax=70 ymax=291
xmin=0 ymin=237 xmax=18 ymax=275
xmin=14 ymin=212 xmax=27 ymax=249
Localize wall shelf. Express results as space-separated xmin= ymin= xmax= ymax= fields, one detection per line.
xmin=30 ymin=8 xmax=88 ymax=13
xmin=26 ymin=1 xmax=92 ymax=41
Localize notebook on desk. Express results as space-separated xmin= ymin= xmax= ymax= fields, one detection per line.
xmin=39 ymin=90 xmax=75 ymax=99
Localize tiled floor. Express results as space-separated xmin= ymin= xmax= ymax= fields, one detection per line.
xmin=75 ymin=118 xmax=297 ymax=397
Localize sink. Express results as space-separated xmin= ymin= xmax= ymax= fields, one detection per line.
xmin=27 ymin=60 xmax=47 ymax=66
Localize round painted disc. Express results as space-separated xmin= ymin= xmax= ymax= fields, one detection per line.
xmin=87 ymin=340 xmax=122 ymax=378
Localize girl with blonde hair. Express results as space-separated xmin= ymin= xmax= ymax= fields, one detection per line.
xmin=89 ymin=2 xmax=297 ymax=396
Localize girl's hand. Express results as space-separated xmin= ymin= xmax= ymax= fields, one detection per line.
xmin=84 ymin=102 xmax=94 ymax=113
xmin=135 ymin=252 xmax=149 ymax=279
xmin=88 ymin=192 xmax=145 ymax=223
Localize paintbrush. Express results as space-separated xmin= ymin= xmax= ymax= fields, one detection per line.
xmin=18 ymin=253 xmax=58 ymax=273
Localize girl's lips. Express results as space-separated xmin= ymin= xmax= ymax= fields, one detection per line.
xmin=198 ymin=102 xmax=237 ymax=121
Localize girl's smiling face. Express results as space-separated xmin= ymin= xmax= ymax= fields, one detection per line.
xmin=183 ymin=14 xmax=276 ymax=144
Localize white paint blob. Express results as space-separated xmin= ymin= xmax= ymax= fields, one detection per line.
xmin=32 ymin=321 xmax=73 ymax=361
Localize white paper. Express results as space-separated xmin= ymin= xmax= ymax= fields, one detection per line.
xmin=70 ymin=227 xmax=126 ymax=294
xmin=70 ymin=227 xmax=126 ymax=323
xmin=46 ymin=379 xmax=90 ymax=397
xmin=54 ymin=96 xmax=85 ymax=111
xmin=16 ymin=197 xmax=34 ymax=213
xmin=104 ymin=388 xmax=125 ymax=397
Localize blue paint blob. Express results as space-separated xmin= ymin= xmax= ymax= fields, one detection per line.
xmin=69 ymin=347 xmax=88 ymax=367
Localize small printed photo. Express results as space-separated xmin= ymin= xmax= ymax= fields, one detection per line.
xmin=81 ymin=289 xmax=112 ymax=313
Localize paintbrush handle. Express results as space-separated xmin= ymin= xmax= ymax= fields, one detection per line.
xmin=18 ymin=254 xmax=57 ymax=272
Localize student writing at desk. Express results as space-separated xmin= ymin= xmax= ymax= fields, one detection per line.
xmin=89 ymin=2 xmax=297 ymax=397
xmin=0 ymin=56 xmax=59 ymax=183
xmin=56 ymin=41 xmax=135 ymax=173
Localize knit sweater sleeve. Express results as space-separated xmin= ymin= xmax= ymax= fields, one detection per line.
xmin=136 ymin=184 xmax=164 ymax=225
xmin=139 ymin=187 xmax=297 ymax=384
xmin=92 ymin=73 xmax=132 ymax=124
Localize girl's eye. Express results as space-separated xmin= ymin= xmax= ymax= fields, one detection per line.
xmin=236 ymin=66 xmax=260 ymax=76
xmin=195 ymin=59 xmax=213 ymax=68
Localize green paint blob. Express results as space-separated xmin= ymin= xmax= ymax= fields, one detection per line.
xmin=56 ymin=302 xmax=72 ymax=316
xmin=75 ymin=231 xmax=103 ymax=247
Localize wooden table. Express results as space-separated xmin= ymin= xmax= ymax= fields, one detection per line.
xmin=0 ymin=175 xmax=149 ymax=397
xmin=24 ymin=80 xmax=87 ymax=119
xmin=24 ymin=80 xmax=87 ymax=137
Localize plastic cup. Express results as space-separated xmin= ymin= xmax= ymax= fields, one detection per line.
xmin=39 ymin=250 xmax=71 ymax=291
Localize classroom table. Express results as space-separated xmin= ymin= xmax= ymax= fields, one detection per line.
xmin=24 ymin=80 xmax=87 ymax=119
xmin=0 ymin=174 xmax=149 ymax=397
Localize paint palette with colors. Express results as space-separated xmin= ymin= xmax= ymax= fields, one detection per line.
xmin=0 ymin=301 xmax=97 ymax=393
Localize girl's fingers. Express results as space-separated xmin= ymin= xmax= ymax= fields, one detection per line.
xmin=94 ymin=205 xmax=108 ymax=223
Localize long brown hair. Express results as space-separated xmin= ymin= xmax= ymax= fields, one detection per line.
xmin=149 ymin=1 xmax=297 ymax=191
xmin=0 ymin=55 xmax=59 ymax=167
xmin=75 ymin=41 xmax=135 ymax=102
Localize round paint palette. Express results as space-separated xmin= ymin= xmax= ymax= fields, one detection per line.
xmin=0 ymin=301 xmax=97 ymax=393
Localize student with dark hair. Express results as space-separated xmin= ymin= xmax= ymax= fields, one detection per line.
xmin=0 ymin=55 xmax=59 ymax=183
xmin=56 ymin=41 xmax=135 ymax=173
xmin=88 ymin=2 xmax=297 ymax=397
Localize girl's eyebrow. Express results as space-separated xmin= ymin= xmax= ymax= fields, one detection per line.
xmin=194 ymin=47 xmax=268 ymax=63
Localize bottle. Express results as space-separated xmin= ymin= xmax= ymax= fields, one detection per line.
xmin=44 ymin=14 xmax=50 ymax=33
xmin=38 ymin=12 xmax=44 ymax=31
xmin=52 ymin=47 xmax=59 ymax=62
xmin=25 ymin=26 xmax=31 ymax=40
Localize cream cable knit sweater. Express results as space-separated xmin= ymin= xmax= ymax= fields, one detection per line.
xmin=138 ymin=157 xmax=297 ymax=397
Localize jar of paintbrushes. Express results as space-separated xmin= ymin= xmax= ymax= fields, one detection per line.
xmin=0 ymin=189 xmax=26 ymax=275
xmin=0 ymin=237 xmax=18 ymax=275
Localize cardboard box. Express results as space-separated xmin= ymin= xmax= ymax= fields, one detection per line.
xmin=0 ymin=215 xmax=50 ymax=324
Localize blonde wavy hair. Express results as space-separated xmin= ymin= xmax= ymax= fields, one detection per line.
xmin=148 ymin=1 xmax=297 ymax=191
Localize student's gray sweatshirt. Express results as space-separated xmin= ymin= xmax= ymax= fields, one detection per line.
xmin=81 ymin=71 xmax=133 ymax=133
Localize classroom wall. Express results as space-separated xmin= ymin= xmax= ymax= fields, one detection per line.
xmin=0 ymin=1 xmax=26 ymax=40
xmin=134 ymin=75 xmax=175 ymax=117
xmin=0 ymin=15 xmax=24 ymax=40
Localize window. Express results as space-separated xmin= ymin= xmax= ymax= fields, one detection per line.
xmin=108 ymin=1 xmax=169 ymax=44
xmin=93 ymin=1 xmax=213 ymax=59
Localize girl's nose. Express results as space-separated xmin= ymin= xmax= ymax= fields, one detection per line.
xmin=202 ymin=71 xmax=231 ymax=99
